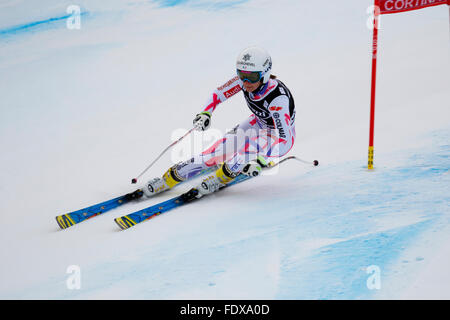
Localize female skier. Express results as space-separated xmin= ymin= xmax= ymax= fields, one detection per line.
xmin=142 ymin=46 xmax=296 ymax=198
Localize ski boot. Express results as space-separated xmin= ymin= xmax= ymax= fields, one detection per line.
xmin=196 ymin=163 xmax=237 ymax=198
xmin=142 ymin=165 xmax=184 ymax=198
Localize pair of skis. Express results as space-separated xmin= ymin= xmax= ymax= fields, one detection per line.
xmin=56 ymin=156 xmax=318 ymax=231
xmin=55 ymin=166 xmax=216 ymax=230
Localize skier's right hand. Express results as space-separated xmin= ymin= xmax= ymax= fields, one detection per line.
xmin=193 ymin=111 xmax=211 ymax=131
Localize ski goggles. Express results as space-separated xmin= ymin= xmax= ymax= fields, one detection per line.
xmin=236 ymin=69 xmax=263 ymax=83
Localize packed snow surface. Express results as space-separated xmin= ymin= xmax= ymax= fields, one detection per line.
xmin=0 ymin=0 xmax=449 ymax=299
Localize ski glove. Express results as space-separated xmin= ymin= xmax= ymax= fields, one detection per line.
xmin=193 ymin=111 xmax=212 ymax=131
xmin=242 ymin=160 xmax=262 ymax=177
xmin=242 ymin=156 xmax=268 ymax=177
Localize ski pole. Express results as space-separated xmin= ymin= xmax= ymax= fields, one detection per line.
xmin=276 ymin=155 xmax=319 ymax=167
xmin=131 ymin=127 xmax=196 ymax=184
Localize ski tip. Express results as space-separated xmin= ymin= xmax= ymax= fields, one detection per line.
xmin=56 ymin=214 xmax=75 ymax=230
xmin=115 ymin=216 xmax=137 ymax=230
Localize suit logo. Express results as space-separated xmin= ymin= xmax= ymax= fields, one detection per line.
xmin=246 ymin=100 xmax=270 ymax=119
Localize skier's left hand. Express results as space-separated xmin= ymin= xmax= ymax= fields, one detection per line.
xmin=242 ymin=160 xmax=262 ymax=177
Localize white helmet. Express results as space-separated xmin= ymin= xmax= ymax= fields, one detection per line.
xmin=236 ymin=46 xmax=272 ymax=84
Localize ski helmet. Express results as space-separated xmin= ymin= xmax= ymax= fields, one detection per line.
xmin=236 ymin=46 xmax=272 ymax=84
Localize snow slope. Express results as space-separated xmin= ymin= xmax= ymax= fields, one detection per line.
xmin=0 ymin=0 xmax=449 ymax=299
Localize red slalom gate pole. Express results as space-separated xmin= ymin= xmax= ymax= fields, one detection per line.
xmin=368 ymin=1 xmax=380 ymax=170
xmin=367 ymin=0 xmax=449 ymax=169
